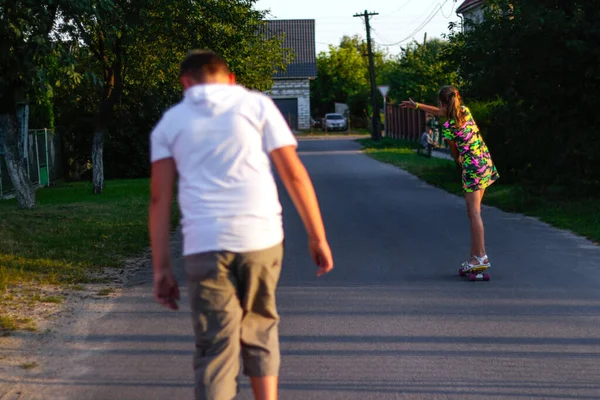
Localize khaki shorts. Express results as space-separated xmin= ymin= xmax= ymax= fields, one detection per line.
xmin=184 ymin=242 xmax=283 ymax=400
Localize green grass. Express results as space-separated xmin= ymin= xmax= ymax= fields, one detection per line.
xmin=27 ymin=293 xmax=64 ymax=305
xmin=0 ymin=179 xmax=179 ymax=291
xmin=22 ymin=318 xmax=38 ymax=332
xmin=21 ymin=362 xmax=39 ymax=370
xmin=358 ymin=138 xmax=600 ymax=243
xmin=349 ymin=128 xmax=372 ymax=136
xmin=0 ymin=315 xmax=18 ymax=335
xmin=40 ymin=296 xmax=64 ymax=304
xmin=0 ymin=315 xmax=36 ymax=335
xmin=97 ymin=288 xmax=115 ymax=296
xmin=299 ymin=128 xmax=371 ymax=136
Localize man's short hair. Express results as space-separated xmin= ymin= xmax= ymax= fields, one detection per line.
xmin=180 ymin=50 xmax=231 ymax=82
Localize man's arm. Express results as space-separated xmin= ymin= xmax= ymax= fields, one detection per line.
xmin=270 ymin=146 xmax=333 ymax=276
xmin=149 ymin=158 xmax=180 ymax=310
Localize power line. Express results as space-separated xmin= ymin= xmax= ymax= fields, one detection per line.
xmin=380 ymin=0 xmax=417 ymax=18
xmin=375 ymin=0 xmax=451 ymax=47
xmin=380 ymin=0 xmax=438 ymax=22
xmin=371 ymin=28 xmax=397 ymax=46
xmin=441 ymin=0 xmax=457 ymax=18
xmin=397 ymin=0 xmax=450 ymax=43
xmin=375 ymin=10 xmax=438 ymax=47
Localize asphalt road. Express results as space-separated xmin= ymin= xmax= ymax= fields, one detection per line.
xmin=5 ymin=137 xmax=600 ymax=399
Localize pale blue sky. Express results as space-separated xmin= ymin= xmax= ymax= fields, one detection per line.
xmin=255 ymin=0 xmax=461 ymax=55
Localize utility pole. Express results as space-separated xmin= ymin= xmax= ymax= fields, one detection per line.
xmin=354 ymin=10 xmax=381 ymax=141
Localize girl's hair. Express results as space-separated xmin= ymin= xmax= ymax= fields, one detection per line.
xmin=438 ymin=86 xmax=466 ymax=128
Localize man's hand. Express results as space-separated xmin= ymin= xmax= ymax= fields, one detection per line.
xmin=149 ymin=158 xmax=178 ymax=310
xmin=309 ymin=239 xmax=334 ymax=277
xmin=154 ymin=269 xmax=180 ymax=310
xmin=270 ymin=146 xmax=334 ymax=277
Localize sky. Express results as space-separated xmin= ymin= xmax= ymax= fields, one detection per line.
xmin=255 ymin=0 xmax=462 ymax=55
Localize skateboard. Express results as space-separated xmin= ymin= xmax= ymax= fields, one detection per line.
xmin=458 ymin=265 xmax=490 ymax=281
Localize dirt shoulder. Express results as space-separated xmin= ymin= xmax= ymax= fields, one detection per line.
xmin=0 ymin=231 xmax=181 ymax=397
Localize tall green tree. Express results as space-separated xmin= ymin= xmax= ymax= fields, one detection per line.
xmin=0 ymin=0 xmax=63 ymax=209
xmin=54 ymin=1 xmax=288 ymax=188
xmin=58 ymin=0 xmax=170 ymax=194
xmin=445 ymin=0 xmax=600 ymax=188
xmin=311 ymin=35 xmax=389 ymax=121
xmin=381 ymin=38 xmax=458 ymax=106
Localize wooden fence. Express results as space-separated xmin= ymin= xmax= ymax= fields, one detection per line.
xmin=384 ymin=103 xmax=427 ymax=141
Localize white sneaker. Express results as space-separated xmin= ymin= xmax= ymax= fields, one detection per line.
xmin=461 ymin=255 xmax=490 ymax=271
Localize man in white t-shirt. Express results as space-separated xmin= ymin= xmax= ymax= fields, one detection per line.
xmin=149 ymin=50 xmax=333 ymax=400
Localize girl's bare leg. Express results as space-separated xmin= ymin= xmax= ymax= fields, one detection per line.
xmin=465 ymin=189 xmax=487 ymax=262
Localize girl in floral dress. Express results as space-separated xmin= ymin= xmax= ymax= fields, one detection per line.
xmin=401 ymin=86 xmax=499 ymax=271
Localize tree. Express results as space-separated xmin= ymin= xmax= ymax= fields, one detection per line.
xmin=191 ymin=1 xmax=289 ymax=91
xmin=380 ymin=38 xmax=458 ymax=106
xmin=58 ymin=0 xmax=288 ymax=194
xmin=58 ymin=1 xmax=154 ymax=194
xmin=445 ymin=0 xmax=600 ymax=189
xmin=0 ymin=1 xmax=63 ymax=209
xmin=311 ymin=35 xmax=389 ymax=122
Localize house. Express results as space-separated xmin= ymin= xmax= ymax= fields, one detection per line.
xmin=263 ymin=19 xmax=317 ymax=131
xmin=456 ymin=0 xmax=486 ymax=30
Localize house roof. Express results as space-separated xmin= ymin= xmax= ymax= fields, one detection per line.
xmin=264 ymin=19 xmax=317 ymax=79
xmin=456 ymin=0 xmax=485 ymax=14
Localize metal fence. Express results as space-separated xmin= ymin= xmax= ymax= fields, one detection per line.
xmin=0 ymin=129 xmax=62 ymax=197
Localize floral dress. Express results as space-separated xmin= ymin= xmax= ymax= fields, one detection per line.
xmin=442 ymin=106 xmax=499 ymax=193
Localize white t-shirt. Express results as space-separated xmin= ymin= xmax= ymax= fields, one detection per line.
xmin=150 ymin=84 xmax=298 ymax=255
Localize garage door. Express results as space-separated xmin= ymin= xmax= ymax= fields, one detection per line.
xmin=273 ymin=98 xmax=298 ymax=130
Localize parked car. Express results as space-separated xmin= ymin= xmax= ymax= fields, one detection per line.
xmin=322 ymin=113 xmax=347 ymax=132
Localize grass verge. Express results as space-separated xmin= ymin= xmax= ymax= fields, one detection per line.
xmin=358 ymin=138 xmax=600 ymax=243
xmin=0 ymin=315 xmax=37 ymax=335
xmin=0 ymin=315 xmax=18 ymax=335
xmin=97 ymin=288 xmax=116 ymax=297
xmin=1 ymin=179 xmax=179 ymax=329
xmin=22 ymin=362 xmax=39 ymax=370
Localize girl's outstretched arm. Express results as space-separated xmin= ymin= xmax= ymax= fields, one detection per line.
xmin=400 ymin=98 xmax=445 ymax=117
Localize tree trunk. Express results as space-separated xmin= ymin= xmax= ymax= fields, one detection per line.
xmin=0 ymin=111 xmax=36 ymax=209
xmin=91 ymin=127 xmax=104 ymax=194
xmin=89 ymin=35 xmax=123 ymax=195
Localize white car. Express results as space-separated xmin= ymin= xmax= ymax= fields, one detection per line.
xmin=322 ymin=113 xmax=347 ymax=132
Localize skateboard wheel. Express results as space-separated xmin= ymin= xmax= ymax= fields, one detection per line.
xmin=483 ymin=273 xmax=491 ymax=281
xmin=459 ymin=268 xmax=467 ymax=277
xmin=468 ymin=273 xmax=477 ymax=281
